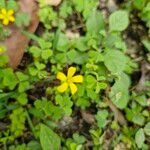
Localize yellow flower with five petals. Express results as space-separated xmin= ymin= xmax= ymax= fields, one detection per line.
xmin=57 ymin=67 xmax=83 ymax=95
xmin=0 ymin=8 xmax=15 ymax=25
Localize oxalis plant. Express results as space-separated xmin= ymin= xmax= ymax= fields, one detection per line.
xmin=0 ymin=0 xmax=150 ymax=150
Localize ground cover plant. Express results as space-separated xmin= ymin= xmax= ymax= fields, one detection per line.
xmin=0 ymin=0 xmax=150 ymax=149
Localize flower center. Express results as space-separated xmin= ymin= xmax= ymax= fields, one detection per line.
xmin=67 ymin=78 xmax=72 ymax=84
xmin=3 ymin=14 xmax=9 ymax=19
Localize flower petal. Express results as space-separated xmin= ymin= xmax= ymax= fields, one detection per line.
xmin=57 ymin=82 xmax=68 ymax=93
xmin=72 ymin=75 xmax=83 ymax=83
xmin=8 ymin=10 xmax=14 ymax=15
xmin=1 ymin=9 xmax=6 ymax=15
xmin=57 ymin=72 xmax=67 ymax=81
xmin=3 ymin=19 xmax=9 ymax=25
xmin=69 ymin=83 xmax=77 ymax=95
xmin=67 ymin=67 xmax=76 ymax=78
xmin=9 ymin=16 xmax=15 ymax=22
xmin=0 ymin=14 xmax=4 ymax=19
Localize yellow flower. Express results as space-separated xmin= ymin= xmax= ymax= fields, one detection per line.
xmin=0 ymin=8 xmax=15 ymax=25
xmin=57 ymin=67 xmax=83 ymax=95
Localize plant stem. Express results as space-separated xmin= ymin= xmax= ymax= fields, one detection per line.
xmin=25 ymin=109 xmax=37 ymax=138
xmin=22 ymin=30 xmax=39 ymax=42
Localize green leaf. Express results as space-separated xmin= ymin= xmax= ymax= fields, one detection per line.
xmin=18 ymin=81 xmax=30 ymax=93
xmin=34 ymin=99 xmax=62 ymax=120
xmin=0 ymin=0 xmax=5 ymax=8
xmin=73 ymin=133 xmax=86 ymax=144
xmin=76 ymin=97 xmax=90 ymax=109
xmin=82 ymin=0 xmax=98 ymax=19
xmin=104 ymin=50 xmax=127 ymax=74
xmin=115 ymin=40 xmax=127 ymax=52
xmin=55 ymin=95 xmax=73 ymax=116
xmin=27 ymin=141 xmax=41 ymax=150
xmin=103 ymin=32 xmax=121 ymax=48
xmin=35 ymin=62 xmax=45 ymax=70
xmin=133 ymin=0 xmax=146 ymax=10
xmin=55 ymin=53 xmax=67 ymax=64
xmin=0 ymin=92 xmax=14 ymax=100
xmin=144 ymin=122 xmax=150 ymax=136
xmin=39 ymin=39 xmax=52 ymax=49
xmin=38 ymin=7 xmax=57 ymax=29
xmin=67 ymin=50 xmax=88 ymax=65
xmin=109 ymin=10 xmax=129 ymax=31
xmin=41 ymin=49 xmax=53 ymax=60
xmin=15 ymin=13 xmax=30 ymax=27
xmin=87 ymin=89 xmax=99 ymax=102
xmin=7 ymin=0 xmax=18 ymax=11
xmin=85 ymin=75 xmax=97 ymax=88
xmin=109 ymin=73 xmax=130 ymax=109
xmin=0 ymin=56 xmax=9 ymax=67
xmin=59 ymin=1 xmax=72 ymax=18
xmin=74 ymin=37 xmax=88 ymax=52
xmin=135 ymin=95 xmax=148 ymax=107
xmin=16 ymin=72 xmax=29 ymax=82
xmin=88 ymin=50 xmax=104 ymax=62
xmin=95 ymin=110 xmax=108 ymax=128
xmin=132 ymin=114 xmax=145 ymax=126
xmin=55 ymin=32 xmax=69 ymax=52
xmin=2 ymin=68 xmax=18 ymax=90
xmin=142 ymin=39 xmax=150 ymax=52
xmin=40 ymin=124 xmax=61 ymax=150
xmin=29 ymin=67 xmax=38 ymax=76
xmin=135 ymin=128 xmax=145 ymax=149
xmin=9 ymin=107 xmax=26 ymax=137
xmin=86 ymin=9 xmax=104 ymax=34
xmin=77 ymin=85 xmax=85 ymax=97
xmin=96 ymin=82 xmax=107 ymax=93
xmin=73 ymin=0 xmax=84 ymax=12
xmin=29 ymin=46 xmax=41 ymax=58
xmin=17 ymin=93 xmax=28 ymax=105
xmin=140 ymin=2 xmax=150 ymax=30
